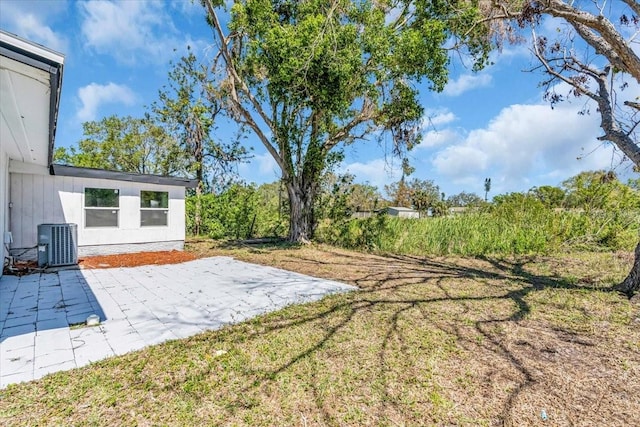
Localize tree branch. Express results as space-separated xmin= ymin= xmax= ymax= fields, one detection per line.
xmin=203 ymin=0 xmax=286 ymax=175
xmin=621 ymin=0 xmax=640 ymax=18
xmin=488 ymin=1 xmax=640 ymax=81
xmin=540 ymin=0 xmax=640 ymax=81
xmin=324 ymin=99 xmax=376 ymax=151
xmin=532 ymin=31 xmax=640 ymax=166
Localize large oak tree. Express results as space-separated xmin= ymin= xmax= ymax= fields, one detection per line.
xmin=201 ymin=0 xmax=489 ymax=242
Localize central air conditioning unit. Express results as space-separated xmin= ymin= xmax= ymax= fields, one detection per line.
xmin=37 ymin=223 xmax=78 ymax=267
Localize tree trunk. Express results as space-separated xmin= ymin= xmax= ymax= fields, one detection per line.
xmin=616 ymin=240 xmax=640 ymax=299
xmin=194 ymin=164 xmax=204 ymax=236
xmin=286 ymin=181 xmax=314 ymax=243
xmin=194 ymin=183 xmax=202 ymax=236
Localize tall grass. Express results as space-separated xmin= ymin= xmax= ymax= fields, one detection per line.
xmin=317 ymin=209 xmax=639 ymax=256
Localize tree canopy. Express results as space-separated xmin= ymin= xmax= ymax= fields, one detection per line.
xmin=151 ymin=50 xmax=249 ymax=194
xmin=54 ymin=115 xmax=185 ymax=176
xmin=201 ymin=0 xmax=491 ymax=242
xmin=447 ymin=191 xmax=484 ymax=207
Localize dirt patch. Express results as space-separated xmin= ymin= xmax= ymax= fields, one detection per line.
xmin=79 ymin=250 xmax=198 ymax=269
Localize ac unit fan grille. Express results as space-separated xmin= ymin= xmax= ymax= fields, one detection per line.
xmin=37 ymin=224 xmax=78 ymax=267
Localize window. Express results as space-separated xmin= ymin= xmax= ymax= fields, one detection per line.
xmin=85 ymin=188 xmax=119 ymax=227
xmin=140 ymin=191 xmax=168 ymax=226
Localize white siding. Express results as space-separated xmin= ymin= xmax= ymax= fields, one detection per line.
xmin=8 ymin=165 xmax=187 ymax=258
xmin=386 ymin=207 xmax=420 ymax=218
xmin=0 ymin=146 xmax=7 ymax=275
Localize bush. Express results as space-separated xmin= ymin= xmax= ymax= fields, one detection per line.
xmin=186 ymin=183 xmax=287 ymax=239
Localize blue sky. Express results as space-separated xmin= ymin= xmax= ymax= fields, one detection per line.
xmin=1 ymin=0 xmax=632 ymax=199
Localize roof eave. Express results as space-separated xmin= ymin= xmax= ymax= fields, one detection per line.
xmin=50 ymin=164 xmax=199 ymax=188
xmin=0 ymin=30 xmax=64 ymax=166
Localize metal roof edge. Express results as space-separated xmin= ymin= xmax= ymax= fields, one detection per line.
xmin=0 ymin=29 xmax=64 ymax=65
xmin=50 ymin=164 xmax=199 ymax=188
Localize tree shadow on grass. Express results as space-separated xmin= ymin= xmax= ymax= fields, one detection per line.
xmin=225 ymin=252 xmax=621 ymax=423
xmin=153 ymin=250 xmax=630 ymax=425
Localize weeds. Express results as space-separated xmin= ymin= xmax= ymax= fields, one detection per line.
xmin=318 ymin=209 xmax=639 ymax=256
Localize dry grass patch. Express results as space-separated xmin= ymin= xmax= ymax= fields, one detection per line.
xmin=1 ymin=241 xmax=638 ymax=426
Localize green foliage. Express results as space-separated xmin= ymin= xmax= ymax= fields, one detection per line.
xmin=562 ymin=170 xmax=640 ymax=211
xmin=447 ymin=191 xmax=484 ymax=207
xmin=315 ymin=173 xmax=355 ymax=224
xmin=320 ymin=171 xmax=640 ymax=256
xmin=186 ymin=182 xmax=287 ymax=238
xmin=348 ymin=182 xmax=382 ymax=212
xmin=317 ymin=211 xmax=388 ymax=252
xmin=385 ymin=178 xmax=441 ymax=214
xmin=54 ymin=115 xmax=186 ymax=175
xmin=528 ymin=185 xmax=566 ymax=208
xmin=321 ymin=209 xmax=638 ymax=256
xmin=410 ymin=179 xmax=442 ymax=214
xmin=385 ymin=179 xmax=412 ymax=208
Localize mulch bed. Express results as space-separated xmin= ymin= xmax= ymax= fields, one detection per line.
xmin=79 ymin=250 xmax=199 ymax=269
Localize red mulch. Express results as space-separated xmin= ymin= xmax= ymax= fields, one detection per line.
xmin=79 ymin=250 xmax=199 ymax=269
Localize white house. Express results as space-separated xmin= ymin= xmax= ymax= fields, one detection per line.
xmin=0 ymin=30 xmax=196 ymax=273
xmin=386 ymin=206 xmax=420 ymax=219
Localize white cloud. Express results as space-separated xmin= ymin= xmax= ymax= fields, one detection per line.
xmin=432 ymin=144 xmax=489 ymax=176
xmin=78 ymin=0 xmax=203 ymax=65
xmin=76 ymin=83 xmax=136 ymax=122
xmin=424 ymin=109 xmax=456 ymax=127
xmin=0 ymin=1 xmax=68 ymax=53
xmin=494 ymin=43 xmax=530 ymax=61
xmin=255 ymin=152 xmax=278 ymax=175
xmin=341 ymin=158 xmax=402 ymax=190
xmin=420 ymin=128 xmax=460 ymax=148
xmin=170 ymin=0 xmax=202 ymax=15
xmin=420 ymin=109 xmax=460 ymax=148
xmin=430 ymin=98 xmax=617 ymax=194
xmin=442 ymin=73 xmax=492 ymax=96
xmin=238 ymin=151 xmax=280 ymax=182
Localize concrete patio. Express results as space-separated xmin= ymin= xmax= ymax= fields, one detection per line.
xmin=0 ymin=257 xmax=355 ymax=388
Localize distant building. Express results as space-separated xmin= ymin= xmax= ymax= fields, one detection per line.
xmin=386 ymin=206 xmax=420 ymax=218
xmin=448 ymin=207 xmax=468 ymax=215
xmin=351 ymin=211 xmax=374 ymax=219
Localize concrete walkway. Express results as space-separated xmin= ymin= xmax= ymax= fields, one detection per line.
xmin=0 ymin=257 xmax=355 ymax=388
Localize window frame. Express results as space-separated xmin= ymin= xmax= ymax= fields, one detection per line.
xmin=84 ymin=187 xmax=120 ymax=228
xmin=140 ymin=190 xmax=169 ymax=227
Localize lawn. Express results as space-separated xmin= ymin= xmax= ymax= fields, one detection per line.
xmin=1 ymin=241 xmax=639 ymax=426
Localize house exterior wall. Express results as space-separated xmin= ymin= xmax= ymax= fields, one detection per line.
xmin=0 ymin=146 xmax=7 ymax=275
xmin=8 ymin=161 xmax=187 ymax=259
xmin=386 ymin=207 xmax=420 ymax=219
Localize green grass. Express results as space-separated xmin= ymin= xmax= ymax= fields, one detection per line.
xmin=1 ymin=244 xmax=638 ymax=426
xmin=318 ymin=209 xmax=639 ymax=256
